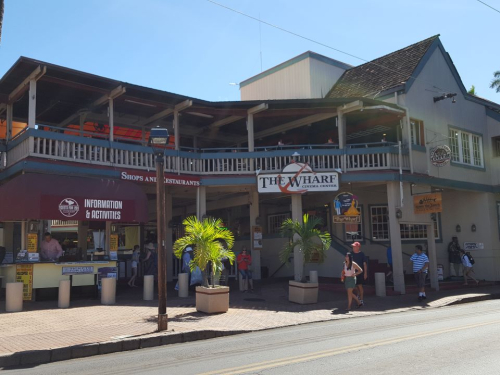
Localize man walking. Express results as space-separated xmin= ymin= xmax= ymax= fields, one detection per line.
xmin=409 ymin=245 xmax=429 ymax=301
xmin=460 ymin=249 xmax=479 ymax=286
xmin=351 ymin=242 xmax=367 ymax=306
xmin=448 ymin=237 xmax=462 ymax=278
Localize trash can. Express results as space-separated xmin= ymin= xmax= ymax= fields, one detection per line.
xmin=143 ymin=275 xmax=154 ymax=301
xmin=375 ymin=272 xmax=386 ymax=297
xmin=178 ymin=273 xmax=189 ymax=298
xmin=101 ymin=277 xmax=116 ymax=305
xmin=309 ymin=270 xmax=318 ymax=283
xmin=6 ymin=282 xmax=23 ymax=312
xmin=58 ymin=279 xmax=71 ymax=308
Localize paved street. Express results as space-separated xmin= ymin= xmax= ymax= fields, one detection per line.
xmin=7 ymin=299 xmax=500 ymax=374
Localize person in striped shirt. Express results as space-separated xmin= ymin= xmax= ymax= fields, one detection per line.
xmin=409 ymin=245 xmax=429 ymax=301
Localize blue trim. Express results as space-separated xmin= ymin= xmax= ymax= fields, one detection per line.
xmin=0 ymin=143 xmax=5 ymax=152
xmin=497 ymin=202 xmax=500 ymax=241
xmin=450 ymin=161 xmax=486 ymax=172
xmin=411 ymin=144 xmax=426 ymax=153
xmin=6 ymin=129 xmax=30 ymax=150
xmin=487 ymin=108 xmax=500 ymax=122
xmin=345 ymin=146 xmax=402 ymax=155
xmin=201 ymin=176 xmax=256 ymax=186
xmin=240 ymin=51 xmax=351 ymax=88
xmin=405 ymin=38 xmax=440 ymax=93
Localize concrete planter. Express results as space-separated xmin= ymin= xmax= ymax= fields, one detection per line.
xmin=288 ymin=280 xmax=319 ymax=304
xmin=195 ymin=286 xmax=230 ymax=314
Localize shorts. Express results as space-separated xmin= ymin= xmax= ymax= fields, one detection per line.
xmin=239 ymin=269 xmax=252 ymax=279
xmin=355 ymin=272 xmax=365 ymax=285
xmin=414 ymin=272 xmax=427 ymax=288
xmin=463 ymin=266 xmax=473 ymax=274
xmin=131 ymin=261 xmax=138 ymax=268
xmin=344 ymin=276 xmax=356 ymax=289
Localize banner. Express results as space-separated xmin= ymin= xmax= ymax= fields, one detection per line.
xmin=27 ymin=233 xmax=38 ymax=253
xmin=120 ymin=170 xmax=200 ymax=187
xmin=413 ymin=193 xmax=442 ymax=214
xmin=252 ymin=226 xmax=263 ymax=250
xmin=333 ymin=192 xmax=360 ymax=223
xmin=16 ymin=264 xmax=33 ymax=301
xmin=257 ymin=162 xmax=339 ymax=194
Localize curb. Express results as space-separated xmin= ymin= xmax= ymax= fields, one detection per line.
xmin=0 ymin=330 xmax=249 ymax=369
xmin=1 ymin=292 xmax=498 ymax=369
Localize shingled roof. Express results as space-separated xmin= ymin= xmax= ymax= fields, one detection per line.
xmin=326 ymin=35 xmax=439 ymax=98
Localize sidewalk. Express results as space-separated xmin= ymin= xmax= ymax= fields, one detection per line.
xmin=0 ymin=279 xmax=498 ymax=367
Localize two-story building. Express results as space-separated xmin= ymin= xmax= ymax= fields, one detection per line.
xmin=0 ymin=35 xmax=498 ymax=298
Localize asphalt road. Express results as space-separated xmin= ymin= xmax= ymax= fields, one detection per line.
xmin=9 ymin=300 xmax=500 ymax=374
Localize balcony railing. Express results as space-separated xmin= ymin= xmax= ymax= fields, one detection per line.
xmin=4 ymin=129 xmax=410 ymax=176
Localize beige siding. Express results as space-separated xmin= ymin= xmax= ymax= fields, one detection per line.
xmin=309 ymin=58 xmax=346 ymax=98
xmin=241 ymin=58 xmax=312 ymax=101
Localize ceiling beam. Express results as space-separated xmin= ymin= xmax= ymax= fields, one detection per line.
xmin=175 ymin=99 xmax=193 ymax=112
xmin=136 ymin=108 xmax=174 ymax=127
xmin=210 ymin=115 xmax=245 ymax=129
xmin=248 ymin=103 xmax=268 ymax=115
xmin=9 ymin=65 xmax=47 ymax=103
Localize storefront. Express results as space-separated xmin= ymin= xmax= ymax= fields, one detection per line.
xmin=0 ymin=173 xmax=148 ymax=300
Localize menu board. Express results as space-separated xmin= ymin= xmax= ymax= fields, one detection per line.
xmin=27 ymin=233 xmax=38 ymax=253
xmin=252 ymin=226 xmax=263 ymax=250
xmin=16 ymin=264 xmax=33 ymax=301
xmin=110 ymin=234 xmax=119 ymax=252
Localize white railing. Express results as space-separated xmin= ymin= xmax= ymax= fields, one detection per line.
xmin=6 ymin=130 xmax=410 ymax=175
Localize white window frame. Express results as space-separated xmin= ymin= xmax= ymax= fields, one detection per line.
xmin=268 ymin=213 xmax=291 ymax=234
xmin=410 ymin=119 xmax=424 ymax=146
xmin=370 ymin=206 xmax=389 ymax=241
xmin=448 ymin=128 xmax=484 ymax=167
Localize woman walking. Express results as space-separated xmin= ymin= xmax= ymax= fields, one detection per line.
xmin=343 ymin=252 xmax=363 ymax=311
xmin=128 ymin=245 xmax=140 ymax=287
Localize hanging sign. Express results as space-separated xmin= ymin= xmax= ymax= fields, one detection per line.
xmin=252 ymin=226 xmax=263 ymax=250
xmin=120 ymin=170 xmax=200 ymax=187
xmin=413 ymin=193 xmax=442 ymax=214
xmin=62 ymin=266 xmax=94 ymax=275
xmin=333 ymin=192 xmax=360 ymax=223
xmin=257 ymin=162 xmax=339 ymax=194
xmin=463 ymin=242 xmax=484 ymax=250
xmin=27 ymin=233 xmax=38 ymax=253
xmin=16 ymin=264 xmax=33 ymax=301
xmin=430 ymin=145 xmax=451 ymax=167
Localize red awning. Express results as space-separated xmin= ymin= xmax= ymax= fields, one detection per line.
xmin=0 ymin=174 xmax=148 ymax=222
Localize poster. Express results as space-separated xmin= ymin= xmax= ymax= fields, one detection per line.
xmin=333 ymin=192 xmax=360 ymax=223
xmin=252 ymin=226 xmax=263 ymax=250
xmin=110 ymin=234 xmax=119 ymax=252
xmin=413 ymin=193 xmax=442 ymax=214
xmin=16 ymin=264 xmax=33 ymax=301
xmin=97 ymin=267 xmax=118 ymax=291
xmin=27 ymin=233 xmax=38 ymax=253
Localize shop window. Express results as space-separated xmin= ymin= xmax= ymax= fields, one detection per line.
xmin=370 ymin=206 xmax=389 ymax=241
xmin=345 ymin=207 xmax=363 ymax=241
xmin=448 ymin=128 xmax=484 ymax=167
xmin=492 ymin=137 xmax=500 ymax=157
xmin=268 ymin=213 xmax=291 ymax=234
xmin=410 ymin=119 xmax=425 ymax=146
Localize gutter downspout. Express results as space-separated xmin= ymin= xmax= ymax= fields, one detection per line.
xmin=395 ymin=92 xmax=414 ymax=174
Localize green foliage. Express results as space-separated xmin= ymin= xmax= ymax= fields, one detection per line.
xmin=279 ymin=214 xmax=332 ymax=266
xmin=468 ymin=85 xmax=476 ymax=95
xmin=173 ymin=216 xmax=235 ymax=287
xmin=490 ymin=71 xmax=500 ymax=93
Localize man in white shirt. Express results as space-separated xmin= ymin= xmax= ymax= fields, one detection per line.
xmin=40 ymin=232 xmax=63 ymax=262
xmin=460 ymin=250 xmax=479 ymax=286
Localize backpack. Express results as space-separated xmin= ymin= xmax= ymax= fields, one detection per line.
xmin=465 ymin=252 xmax=475 ymax=265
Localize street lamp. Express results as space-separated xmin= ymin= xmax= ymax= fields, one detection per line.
xmin=149 ymin=126 xmax=170 ymax=331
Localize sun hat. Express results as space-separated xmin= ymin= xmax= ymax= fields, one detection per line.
xmin=351 ymin=242 xmax=361 ymax=247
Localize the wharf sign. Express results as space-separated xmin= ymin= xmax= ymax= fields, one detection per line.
xmin=257 ymin=162 xmax=339 ymax=194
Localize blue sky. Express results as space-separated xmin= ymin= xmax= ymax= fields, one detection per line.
xmin=0 ymin=0 xmax=498 ymax=103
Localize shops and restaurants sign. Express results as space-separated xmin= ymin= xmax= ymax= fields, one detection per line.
xmin=430 ymin=145 xmax=451 ymax=167
xmin=257 ymin=162 xmax=339 ymax=194
xmin=120 ymin=170 xmax=200 ymax=187
xmin=413 ymin=193 xmax=442 ymax=214
xmin=42 ymin=196 xmax=136 ymax=222
xmin=333 ymin=192 xmax=360 ymax=223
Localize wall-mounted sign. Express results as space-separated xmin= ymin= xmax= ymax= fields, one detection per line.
xmin=42 ymin=196 xmax=136 ymax=222
xmin=110 ymin=234 xmax=119 ymax=252
xmin=463 ymin=242 xmax=484 ymax=251
xmin=120 ymin=170 xmax=200 ymax=187
xmin=333 ymin=192 xmax=360 ymax=223
xmin=413 ymin=193 xmax=442 ymax=214
xmin=27 ymin=233 xmax=38 ymax=253
xmin=257 ymin=162 xmax=339 ymax=194
xmin=16 ymin=264 xmax=33 ymax=301
xmin=252 ymin=226 xmax=262 ymax=249
xmin=430 ymin=145 xmax=451 ymax=167
xmin=62 ymin=266 xmax=94 ymax=275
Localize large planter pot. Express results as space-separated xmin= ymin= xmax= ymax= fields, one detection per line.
xmin=289 ymin=280 xmax=319 ymax=304
xmin=195 ymin=286 xmax=230 ymax=314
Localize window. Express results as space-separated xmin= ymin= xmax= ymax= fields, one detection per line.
xmin=268 ymin=213 xmax=291 ymax=234
xmin=371 ymin=206 xmax=440 ymax=241
xmin=370 ymin=206 xmax=389 ymax=240
xmin=497 ymin=203 xmax=500 ymax=240
xmin=410 ymin=119 xmax=425 ymax=146
xmin=345 ymin=207 xmax=363 ymax=241
xmin=448 ymin=128 xmax=484 ymax=167
xmin=493 ymin=137 xmax=500 ymax=157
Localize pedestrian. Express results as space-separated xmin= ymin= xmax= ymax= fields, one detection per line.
xmin=343 ymin=252 xmax=363 ymax=311
xmin=237 ymin=246 xmax=253 ymax=292
xmin=460 ymin=250 xmax=479 ymax=286
xmin=351 ymin=242 xmax=367 ymax=306
xmin=143 ymin=243 xmax=158 ymax=278
xmin=221 ymin=256 xmax=231 ymax=286
xmin=447 ymin=237 xmax=462 ymax=278
xmin=128 ymin=245 xmax=140 ymax=287
xmin=408 ymin=245 xmax=429 ymax=301
xmin=386 ymin=245 xmax=393 ymax=283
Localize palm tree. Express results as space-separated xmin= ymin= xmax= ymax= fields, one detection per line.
xmin=491 ymin=71 xmax=500 ymax=93
xmin=174 ymin=216 xmax=235 ymax=288
xmin=280 ymin=214 xmax=331 ymax=282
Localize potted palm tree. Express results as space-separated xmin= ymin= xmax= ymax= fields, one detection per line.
xmin=174 ymin=216 xmax=235 ymax=314
xmin=280 ymin=214 xmax=331 ymax=304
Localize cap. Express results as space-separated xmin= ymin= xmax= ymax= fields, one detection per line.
xmin=186 ymin=246 xmax=193 ymax=252
xmin=351 ymin=242 xmax=361 ymax=247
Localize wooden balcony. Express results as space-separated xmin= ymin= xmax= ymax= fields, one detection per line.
xmin=4 ymin=129 xmax=410 ymax=177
